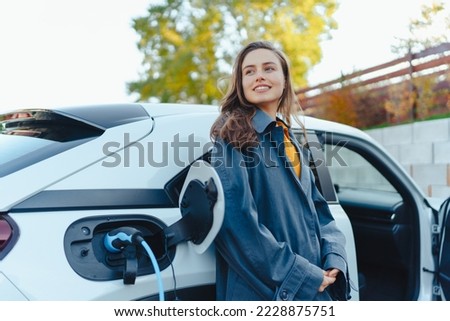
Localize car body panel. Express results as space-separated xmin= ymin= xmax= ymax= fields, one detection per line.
xmin=3 ymin=209 xmax=216 ymax=300
xmin=1 ymin=116 xmax=154 ymax=211
xmin=0 ymin=272 xmax=28 ymax=300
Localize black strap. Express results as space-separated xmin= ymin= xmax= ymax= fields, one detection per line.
xmin=123 ymin=246 xmax=138 ymax=285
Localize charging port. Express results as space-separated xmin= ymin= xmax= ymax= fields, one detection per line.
xmin=64 ymin=214 xmax=175 ymax=281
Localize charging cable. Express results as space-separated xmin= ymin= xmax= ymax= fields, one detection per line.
xmin=104 ymin=227 xmax=165 ymax=301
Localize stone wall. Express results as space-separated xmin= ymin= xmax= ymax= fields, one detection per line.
xmin=365 ymin=118 xmax=450 ymax=198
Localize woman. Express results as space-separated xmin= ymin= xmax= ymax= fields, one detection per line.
xmin=210 ymin=41 xmax=351 ymax=301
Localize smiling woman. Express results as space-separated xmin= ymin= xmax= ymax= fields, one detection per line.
xmin=209 ymin=41 xmax=351 ymax=301
xmin=241 ymin=49 xmax=286 ymax=118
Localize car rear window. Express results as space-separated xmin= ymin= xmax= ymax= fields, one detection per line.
xmin=0 ymin=110 xmax=105 ymax=177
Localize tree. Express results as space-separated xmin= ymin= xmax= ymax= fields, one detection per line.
xmin=128 ymin=0 xmax=337 ymax=104
xmin=392 ymin=1 xmax=450 ymax=55
xmin=389 ymin=1 xmax=450 ymax=121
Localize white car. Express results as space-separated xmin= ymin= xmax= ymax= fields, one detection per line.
xmin=0 ymin=103 xmax=448 ymax=301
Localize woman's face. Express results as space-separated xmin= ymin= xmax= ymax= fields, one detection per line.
xmin=241 ymin=48 xmax=286 ymax=117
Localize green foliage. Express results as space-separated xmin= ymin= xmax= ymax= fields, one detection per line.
xmin=128 ymin=0 xmax=337 ymax=104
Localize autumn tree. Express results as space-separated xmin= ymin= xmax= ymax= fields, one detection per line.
xmin=128 ymin=0 xmax=337 ymax=104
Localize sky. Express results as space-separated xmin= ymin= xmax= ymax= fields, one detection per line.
xmin=0 ymin=0 xmax=443 ymax=112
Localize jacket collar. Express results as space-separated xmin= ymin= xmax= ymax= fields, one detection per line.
xmin=252 ymin=108 xmax=277 ymax=134
xmin=252 ymin=108 xmax=291 ymax=134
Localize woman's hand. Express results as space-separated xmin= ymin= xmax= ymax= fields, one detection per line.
xmin=318 ymin=268 xmax=340 ymax=292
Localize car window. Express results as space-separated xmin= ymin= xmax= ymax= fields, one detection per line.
xmin=324 ymin=143 xmax=397 ymax=193
xmin=1 ymin=110 xmax=104 ymax=142
xmin=0 ymin=110 xmax=104 ymax=177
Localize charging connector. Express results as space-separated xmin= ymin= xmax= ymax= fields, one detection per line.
xmin=104 ymin=227 xmax=165 ymax=301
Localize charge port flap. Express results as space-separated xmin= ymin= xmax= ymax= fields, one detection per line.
xmin=171 ymin=160 xmax=225 ymax=254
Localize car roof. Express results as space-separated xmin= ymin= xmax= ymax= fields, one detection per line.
xmin=140 ymin=102 xmax=219 ymax=118
xmin=2 ymin=102 xmax=373 ymax=142
xmin=139 ymin=103 xmax=373 ymax=141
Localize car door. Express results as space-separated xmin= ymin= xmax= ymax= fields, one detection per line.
xmin=313 ymin=129 xmax=439 ymax=300
xmin=438 ymin=197 xmax=450 ymax=300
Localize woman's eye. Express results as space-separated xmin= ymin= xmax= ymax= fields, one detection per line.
xmin=245 ymin=69 xmax=254 ymax=75
xmin=265 ymin=66 xmax=275 ymax=72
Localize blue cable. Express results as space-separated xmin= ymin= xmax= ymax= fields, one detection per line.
xmin=140 ymin=239 xmax=165 ymax=301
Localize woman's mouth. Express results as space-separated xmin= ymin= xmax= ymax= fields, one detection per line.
xmin=254 ymin=85 xmax=270 ymax=92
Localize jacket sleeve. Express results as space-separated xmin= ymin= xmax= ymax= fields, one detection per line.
xmin=211 ymin=139 xmax=325 ymax=300
xmin=310 ymin=170 xmax=351 ymax=300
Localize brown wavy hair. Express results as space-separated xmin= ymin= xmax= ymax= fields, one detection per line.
xmin=210 ymin=41 xmax=303 ymax=151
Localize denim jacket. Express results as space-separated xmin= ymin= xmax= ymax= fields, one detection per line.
xmin=211 ymin=109 xmax=350 ymax=301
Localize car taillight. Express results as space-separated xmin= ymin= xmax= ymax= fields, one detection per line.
xmin=0 ymin=216 xmax=18 ymax=259
xmin=0 ymin=217 xmax=13 ymax=251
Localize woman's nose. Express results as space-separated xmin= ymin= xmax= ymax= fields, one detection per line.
xmin=255 ymin=71 xmax=265 ymax=81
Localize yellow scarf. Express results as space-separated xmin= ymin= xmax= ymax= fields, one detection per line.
xmin=277 ymin=121 xmax=301 ymax=177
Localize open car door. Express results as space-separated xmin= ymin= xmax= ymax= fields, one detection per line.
xmin=439 ymin=197 xmax=450 ymax=300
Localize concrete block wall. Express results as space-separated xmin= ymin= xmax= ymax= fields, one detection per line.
xmin=365 ymin=118 xmax=450 ymax=198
